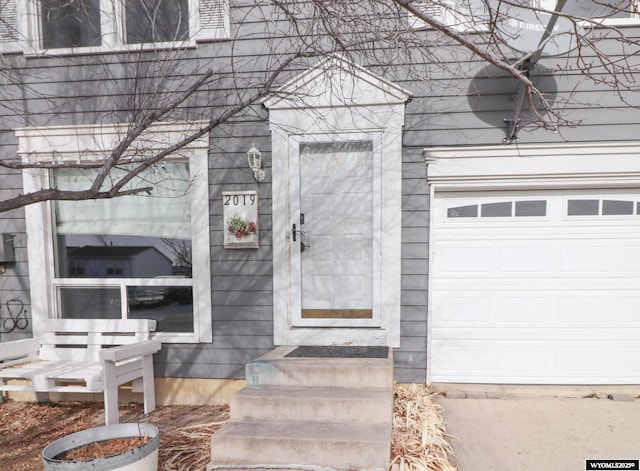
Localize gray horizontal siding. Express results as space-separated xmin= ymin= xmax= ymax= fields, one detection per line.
xmin=198 ymin=114 xmax=276 ymax=379
xmin=2 ymin=1 xmax=640 ymax=386
xmin=398 ymin=145 xmax=429 ymax=382
xmin=0 ymin=167 xmax=31 ymax=343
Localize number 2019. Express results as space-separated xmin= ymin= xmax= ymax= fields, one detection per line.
xmin=224 ymin=194 xmax=256 ymax=206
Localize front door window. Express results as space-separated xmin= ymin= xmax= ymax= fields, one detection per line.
xmin=299 ymin=141 xmax=374 ymax=320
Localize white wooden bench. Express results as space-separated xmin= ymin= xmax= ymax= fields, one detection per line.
xmin=0 ymin=319 xmax=161 ymax=425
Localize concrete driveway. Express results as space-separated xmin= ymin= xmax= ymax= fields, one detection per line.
xmin=434 ymin=386 xmax=640 ymax=471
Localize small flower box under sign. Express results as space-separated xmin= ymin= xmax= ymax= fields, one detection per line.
xmin=223 ymin=191 xmax=259 ymax=249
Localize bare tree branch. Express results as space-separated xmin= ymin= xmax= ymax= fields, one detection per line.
xmin=2 ymin=0 xmax=640 ymax=211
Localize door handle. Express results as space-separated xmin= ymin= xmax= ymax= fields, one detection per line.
xmin=292 ymin=223 xmax=305 ymax=242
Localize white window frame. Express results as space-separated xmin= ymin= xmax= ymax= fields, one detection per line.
xmin=21 ymin=0 xmax=229 ymax=55
xmin=18 ymin=122 xmax=212 ymax=343
xmin=409 ymin=0 xmax=640 ymax=32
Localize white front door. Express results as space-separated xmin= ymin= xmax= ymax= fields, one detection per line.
xmin=291 ymin=140 xmax=380 ymax=328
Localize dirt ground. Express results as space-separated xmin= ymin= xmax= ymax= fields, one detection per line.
xmin=0 ymin=384 xmax=456 ymax=471
xmin=0 ymin=399 xmax=230 ymax=471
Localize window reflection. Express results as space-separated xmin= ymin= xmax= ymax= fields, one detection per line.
xmin=41 ymin=0 xmax=102 ymax=48
xmin=128 ymin=286 xmax=193 ymax=332
xmin=125 ymin=0 xmax=190 ymax=44
xmin=58 ymin=286 xmax=121 ymax=319
xmin=50 ymin=163 xmax=194 ymax=333
xmin=56 ymin=235 xmax=191 ymax=279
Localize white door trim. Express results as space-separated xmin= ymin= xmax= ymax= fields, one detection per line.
xmin=270 ymin=123 xmax=404 ymax=347
xmin=266 ymin=56 xmax=409 ymax=347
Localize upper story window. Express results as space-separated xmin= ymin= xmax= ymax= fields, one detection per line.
xmin=40 ymin=0 xmax=191 ymax=49
xmin=0 ymin=0 xmax=229 ymax=55
xmin=563 ymin=0 xmax=640 ymax=24
xmin=125 ymin=0 xmax=190 ymax=44
xmin=41 ymin=0 xmax=102 ymax=48
xmin=409 ymin=0 xmax=640 ymax=31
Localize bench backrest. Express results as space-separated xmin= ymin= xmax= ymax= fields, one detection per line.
xmin=38 ymin=319 xmax=157 ymax=362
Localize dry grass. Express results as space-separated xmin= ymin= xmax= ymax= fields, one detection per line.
xmin=0 ymin=400 xmax=229 ymax=471
xmin=389 ymin=383 xmax=459 ymax=471
xmin=159 ymin=418 xmax=229 ymax=471
xmin=0 ymin=383 xmax=457 ymax=471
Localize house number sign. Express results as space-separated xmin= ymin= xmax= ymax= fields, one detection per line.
xmin=223 ymin=191 xmax=259 ymax=249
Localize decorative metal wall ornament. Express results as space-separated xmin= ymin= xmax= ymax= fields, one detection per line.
xmin=1 ymin=298 xmax=28 ymax=332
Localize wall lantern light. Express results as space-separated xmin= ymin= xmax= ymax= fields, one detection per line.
xmin=247 ymin=144 xmax=265 ymax=182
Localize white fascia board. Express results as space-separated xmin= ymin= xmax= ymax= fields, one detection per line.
xmin=263 ymin=54 xmax=412 ymax=111
xmin=15 ymin=121 xmax=210 ymax=161
xmin=425 ymin=142 xmax=640 ymax=190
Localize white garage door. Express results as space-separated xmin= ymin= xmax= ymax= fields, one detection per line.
xmin=430 ymin=189 xmax=640 ymax=384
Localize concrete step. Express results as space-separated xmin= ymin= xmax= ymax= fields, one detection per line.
xmin=209 ymin=420 xmax=391 ymax=469
xmin=209 ymin=346 xmax=394 ymax=471
xmin=245 ymin=346 xmax=393 ymax=389
xmin=231 ymin=385 xmax=392 ymax=424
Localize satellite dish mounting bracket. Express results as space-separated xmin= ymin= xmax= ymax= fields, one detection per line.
xmin=503 ymin=0 xmax=567 ymax=144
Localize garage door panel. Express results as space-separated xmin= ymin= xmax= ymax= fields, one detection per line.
xmin=430 ymin=340 xmax=497 ymax=374
xmin=431 ymin=190 xmax=640 ymax=384
xmin=500 ymin=247 xmax=551 ymax=272
xmin=437 ymin=246 xmax=491 ymax=273
xmin=559 ymin=245 xmax=612 ymax=272
xmin=556 ymin=296 xmax=610 ymax=322
xmin=618 ymin=296 xmax=640 ymax=321
xmin=497 ymin=345 xmax=548 ymax=372
xmin=497 ymin=297 xmax=550 ymax=323
xmin=437 ymin=241 xmax=632 ymax=277
xmin=433 ymin=289 xmax=640 ymax=326
xmin=620 ymin=244 xmax=640 ymax=272
xmin=555 ymin=346 xmax=607 ymax=373
xmin=430 ymin=339 xmax=640 ymax=383
xmin=431 ymin=327 xmax=640 ymax=341
xmin=615 ymin=346 xmax=640 ymax=371
xmin=431 ymin=295 xmax=491 ymax=323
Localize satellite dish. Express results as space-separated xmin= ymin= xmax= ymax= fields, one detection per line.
xmin=467 ymin=64 xmax=558 ymax=128
xmin=497 ymin=6 xmax=582 ymax=57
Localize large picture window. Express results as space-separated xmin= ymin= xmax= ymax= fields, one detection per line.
xmin=51 ymin=163 xmax=194 ymax=333
xmin=19 ymin=122 xmax=212 ymax=343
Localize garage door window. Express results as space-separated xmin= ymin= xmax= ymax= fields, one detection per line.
xmin=447 ymin=200 xmax=546 ymax=219
xmin=567 ymin=198 xmax=638 ymax=216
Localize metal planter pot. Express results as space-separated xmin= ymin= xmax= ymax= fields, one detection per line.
xmin=42 ymin=423 xmax=160 ymax=471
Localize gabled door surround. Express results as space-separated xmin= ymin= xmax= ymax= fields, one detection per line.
xmin=264 ymin=55 xmax=411 ymax=347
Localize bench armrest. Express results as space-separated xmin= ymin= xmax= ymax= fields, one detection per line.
xmin=0 ymin=338 xmax=39 ymax=366
xmin=99 ymin=340 xmax=161 ymax=363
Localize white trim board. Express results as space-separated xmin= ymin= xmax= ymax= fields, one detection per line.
xmin=19 ymin=121 xmax=212 ymax=343
xmin=266 ymin=55 xmax=410 ymax=348
xmin=425 ymin=142 xmax=640 ymax=190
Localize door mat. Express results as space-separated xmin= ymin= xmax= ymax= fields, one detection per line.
xmin=285 ymin=346 xmax=389 ymax=358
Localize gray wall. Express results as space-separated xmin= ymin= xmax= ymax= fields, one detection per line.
xmin=0 ymin=168 xmax=30 ymax=343
xmin=1 ymin=1 xmax=639 ymax=384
